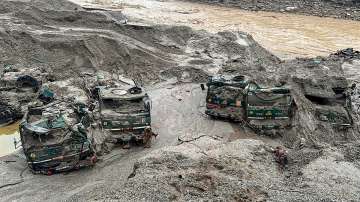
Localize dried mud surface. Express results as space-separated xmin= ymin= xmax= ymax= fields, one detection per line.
xmin=0 ymin=0 xmax=360 ymax=201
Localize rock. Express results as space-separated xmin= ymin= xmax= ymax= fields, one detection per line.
xmin=285 ymin=6 xmax=298 ymax=12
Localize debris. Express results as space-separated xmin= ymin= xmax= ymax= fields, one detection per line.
xmin=285 ymin=6 xmax=298 ymax=12
xmin=143 ymin=127 xmax=158 ymax=148
xmin=331 ymin=48 xmax=360 ymax=60
xmin=274 ymin=146 xmax=288 ymax=169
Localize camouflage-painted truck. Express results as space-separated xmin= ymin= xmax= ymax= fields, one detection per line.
xmin=205 ymin=74 xmax=294 ymax=134
xmin=97 ymin=85 xmax=151 ymax=144
xmin=19 ymin=101 xmax=96 ymax=175
xmin=205 ymin=74 xmax=249 ymax=120
xmin=245 ymin=82 xmax=293 ymax=133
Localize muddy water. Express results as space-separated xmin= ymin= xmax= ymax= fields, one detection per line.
xmin=0 ymin=122 xmax=20 ymax=157
xmin=71 ymin=0 xmax=360 ymax=59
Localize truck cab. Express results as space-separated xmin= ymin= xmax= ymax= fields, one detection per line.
xmin=245 ymin=82 xmax=293 ymax=132
xmin=205 ymin=74 xmax=248 ymax=121
xmin=98 ymin=85 xmax=151 ymax=143
xmin=19 ymin=101 xmax=96 ymax=175
xmin=204 ymin=74 xmax=294 ymax=135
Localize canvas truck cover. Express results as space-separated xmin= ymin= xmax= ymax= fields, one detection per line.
xmin=245 ymin=83 xmax=293 ymax=131
xmin=205 ymin=74 xmax=248 ymax=120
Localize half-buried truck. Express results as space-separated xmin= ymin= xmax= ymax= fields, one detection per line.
xmin=205 ymin=74 xmax=294 ymax=135
xmin=97 ymin=84 xmax=152 ymax=147
xmin=19 ymin=100 xmax=97 ymax=175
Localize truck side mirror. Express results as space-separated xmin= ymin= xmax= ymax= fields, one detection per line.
xmin=200 ymin=84 xmax=205 ymax=91
xmin=144 ymin=100 xmax=152 ymax=110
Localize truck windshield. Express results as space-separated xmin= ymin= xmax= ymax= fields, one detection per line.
xmin=102 ymin=98 xmax=146 ymax=112
xmin=247 ymin=93 xmax=291 ymax=106
xmin=207 ymin=86 xmax=242 ymax=103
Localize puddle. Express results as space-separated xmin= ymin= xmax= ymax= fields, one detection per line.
xmin=0 ymin=122 xmax=20 ymax=157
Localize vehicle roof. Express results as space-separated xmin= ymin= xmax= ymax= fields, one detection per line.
xmin=99 ymin=86 xmax=147 ymax=100
xmin=207 ymin=74 xmax=248 ymax=88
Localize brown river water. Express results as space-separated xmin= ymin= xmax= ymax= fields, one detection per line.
xmin=1 ymin=0 xmax=360 ymax=156
xmin=71 ymin=0 xmax=360 ymax=59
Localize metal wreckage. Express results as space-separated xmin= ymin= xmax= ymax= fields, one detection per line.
xmin=0 ymin=63 xmax=353 ymax=174
xmin=0 ymin=66 xmax=96 ymax=174
xmin=204 ymin=73 xmax=353 ymax=135
xmin=20 ymin=99 xmax=97 ymax=175
xmin=0 ymin=67 xmax=154 ymax=174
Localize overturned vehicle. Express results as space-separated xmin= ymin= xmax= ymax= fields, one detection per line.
xmin=204 ymin=74 xmax=294 ymax=134
xmin=96 ymin=84 xmax=152 ymax=145
xmin=19 ymin=100 xmax=96 ymax=175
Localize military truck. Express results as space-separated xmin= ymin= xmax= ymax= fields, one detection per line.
xmin=205 ymin=74 xmax=249 ymax=121
xmin=97 ymin=85 xmax=151 ymax=144
xmin=19 ymin=100 xmax=96 ymax=175
xmin=204 ymin=74 xmax=294 ymax=134
xmin=245 ymin=82 xmax=293 ymax=133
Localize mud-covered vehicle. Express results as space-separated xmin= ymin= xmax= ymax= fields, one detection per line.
xmin=245 ymin=82 xmax=293 ymax=133
xmin=19 ymin=100 xmax=96 ymax=175
xmin=205 ymin=74 xmax=249 ymax=120
xmin=97 ymin=85 xmax=151 ymax=144
xmin=204 ymin=74 xmax=294 ymax=134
